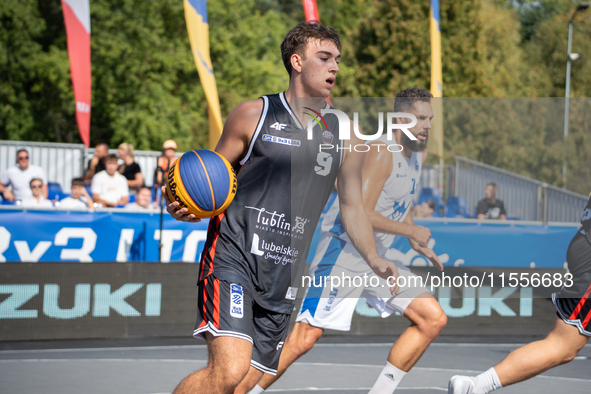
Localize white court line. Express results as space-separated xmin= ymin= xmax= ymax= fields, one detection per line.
xmin=2 ymin=342 xmax=590 ymax=354
xmin=1 ymin=358 xmax=589 ymax=384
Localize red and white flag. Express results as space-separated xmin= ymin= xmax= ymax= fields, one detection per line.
xmin=62 ymin=0 xmax=91 ymax=147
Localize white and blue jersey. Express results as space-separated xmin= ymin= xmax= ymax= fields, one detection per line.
xmin=322 ymin=145 xmax=423 ymax=256
xmin=296 ymin=144 xmax=427 ymax=331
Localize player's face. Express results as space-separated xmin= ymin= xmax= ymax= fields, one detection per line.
xmin=299 ymin=39 xmax=340 ymax=97
xmin=400 ymin=101 xmax=433 ymax=152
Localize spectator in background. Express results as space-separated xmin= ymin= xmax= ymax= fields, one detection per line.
xmin=413 ymin=200 xmax=436 ymax=218
xmin=117 ymin=143 xmax=143 ymax=190
xmin=59 ymin=178 xmax=93 ymax=209
xmin=155 ymin=139 xmax=177 ymax=187
xmin=85 ymin=143 xmax=109 ymax=185
xmin=125 ymin=186 xmax=154 ymax=210
xmin=0 ymin=149 xmax=48 ymax=201
xmin=477 ymin=182 xmax=507 ymax=220
xmin=21 ymin=178 xmax=53 ymax=208
xmin=91 ymin=154 xmax=129 ymax=207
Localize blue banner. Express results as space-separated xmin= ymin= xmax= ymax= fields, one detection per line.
xmin=0 ymin=209 xmax=579 ymax=266
xmin=0 ymin=209 xmax=209 ymax=262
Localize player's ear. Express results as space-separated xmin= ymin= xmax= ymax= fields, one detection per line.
xmin=291 ymin=53 xmax=303 ymax=74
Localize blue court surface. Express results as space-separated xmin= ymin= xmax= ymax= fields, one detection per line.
xmin=1 ymin=336 xmax=589 ymax=394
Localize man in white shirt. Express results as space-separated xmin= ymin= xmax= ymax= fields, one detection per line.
xmin=91 ymin=154 xmax=129 ymax=207
xmin=0 ymin=149 xmax=48 ymax=201
xmin=125 ymin=186 xmax=154 ymax=210
xmin=21 ymin=178 xmax=53 ymax=208
xmin=59 ymin=178 xmax=94 ymax=209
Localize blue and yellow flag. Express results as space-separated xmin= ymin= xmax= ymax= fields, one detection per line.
xmin=429 ymin=0 xmax=444 ymax=159
xmin=184 ymin=0 xmax=223 ymax=149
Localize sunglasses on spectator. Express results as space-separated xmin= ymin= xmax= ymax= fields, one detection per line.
xmin=31 ymin=184 xmax=42 ymax=189
xmin=18 ymin=156 xmax=29 ymax=160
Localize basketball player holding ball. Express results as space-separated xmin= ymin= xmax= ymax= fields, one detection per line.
xmin=163 ymin=22 xmax=401 ymax=394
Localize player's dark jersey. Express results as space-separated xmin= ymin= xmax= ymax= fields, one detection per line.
xmin=199 ymin=92 xmax=343 ymax=314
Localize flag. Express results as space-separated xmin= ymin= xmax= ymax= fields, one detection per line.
xmin=184 ymin=0 xmax=223 ymax=150
xmin=302 ymin=0 xmax=320 ymax=22
xmin=61 ymin=0 xmax=91 ymax=147
xmin=429 ymin=0 xmax=444 ymax=160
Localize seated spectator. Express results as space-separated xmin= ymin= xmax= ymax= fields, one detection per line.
xmin=85 ymin=143 xmax=109 ymax=185
xmin=117 ymin=143 xmax=143 ymax=190
xmin=413 ymin=200 xmax=436 ymax=218
xmin=91 ymin=154 xmax=129 ymax=207
xmin=155 ymin=139 xmax=177 ymax=186
xmin=0 ymin=149 xmax=48 ymax=201
xmin=59 ymin=178 xmax=94 ymax=209
xmin=477 ymin=182 xmax=507 ymax=220
xmin=125 ymin=186 xmax=154 ymax=210
xmin=21 ymin=178 xmax=53 ymax=208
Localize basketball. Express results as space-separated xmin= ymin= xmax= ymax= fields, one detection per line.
xmin=166 ymin=149 xmax=237 ymax=218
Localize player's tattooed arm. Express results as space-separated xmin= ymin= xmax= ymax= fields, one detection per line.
xmin=362 ymin=142 xmax=430 ymax=246
xmin=338 ymin=132 xmax=400 ymax=294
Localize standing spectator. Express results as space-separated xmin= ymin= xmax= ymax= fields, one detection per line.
xmin=117 ymin=143 xmax=143 ymax=190
xmin=477 ymin=182 xmax=507 ymax=220
xmin=0 ymin=149 xmax=48 ymax=201
xmin=155 ymin=139 xmax=177 ymax=187
xmin=59 ymin=178 xmax=93 ymax=209
xmin=125 ymin=186 xmax=154 ymax=210
xmin=91 ymin=154 xmax=129 ymax=207
xmin=21 ymin=178 xmax=53 ymax=208
xmin=85 ymin=143 xmax=109 ymax=185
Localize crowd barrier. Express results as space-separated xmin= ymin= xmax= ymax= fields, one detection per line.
xmin=0 ymin=208 xmax=581 ymax=341
xmin=0 ymin=208 xmax=579 ymax=266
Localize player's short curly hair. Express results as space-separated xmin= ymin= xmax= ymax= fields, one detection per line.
xmin=394 ymin=87 xmax=433 ymax=113
xmin=281 ymin=22 xmax=341 ymax=79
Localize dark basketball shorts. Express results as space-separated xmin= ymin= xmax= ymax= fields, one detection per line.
xmin=553 ymin=231 xmax=591 ymax=337
xmin=193 ymin=275 xmax=291 ymax=374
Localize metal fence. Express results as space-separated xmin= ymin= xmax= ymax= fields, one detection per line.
xmin=1 ymin=140 xmax=176 ymax=193
xmin=452 ymin=156 xmax=587 ymax=223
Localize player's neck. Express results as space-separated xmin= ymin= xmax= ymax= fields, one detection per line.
xmin=284 ymin=86 xmax=327 ymax=125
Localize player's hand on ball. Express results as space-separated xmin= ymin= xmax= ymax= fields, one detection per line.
xmin=411 ymin=225 xmax=431 ymax=247
xmin=370 ymin=257 xmax=400 ymax=295
xmin=162 ymin=186 xmax=201 ymax=223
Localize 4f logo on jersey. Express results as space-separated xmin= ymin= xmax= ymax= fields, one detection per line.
xmin=230 ymin=284 xmax=243 ymax=319
xmin=270 ymin=122 xmax=287 ymax=130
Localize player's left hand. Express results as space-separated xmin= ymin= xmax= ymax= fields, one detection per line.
xmin=411 ymin=243 xmax=443 ymax=271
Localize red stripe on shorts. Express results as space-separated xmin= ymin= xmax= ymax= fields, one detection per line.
xmin=582 ymin=308 xmax=591 ymax=329
xmin=205 ymin=212 xmax=225 ymax=278
xmin=213 ymin=277 xmax=220 ymax=329
xmin=202 ymin=276 xmax=209 ymax=325
xmin=569 ymin=283 xmax=591 ymax=320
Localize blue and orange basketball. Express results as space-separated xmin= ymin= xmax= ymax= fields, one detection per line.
xmin=166 ymin=149 xmax=237 ymax=218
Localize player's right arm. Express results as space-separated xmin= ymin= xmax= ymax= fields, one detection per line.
xmin=362 ymin=142 xmax=431 ymax=247
xmin=163 ymin=99 xmax=264 ymax=222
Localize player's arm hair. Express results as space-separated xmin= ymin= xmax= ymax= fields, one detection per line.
xmin=337 ymin=128 xmax=380 ymax=264
xmin=214 ymin=99 xmax=264 ymax=167
xmin=362 ymin=143 xmax=422 ymax=239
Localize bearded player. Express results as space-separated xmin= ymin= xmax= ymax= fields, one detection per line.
xmin=250 ymin=88 xmax=447 ymax=394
